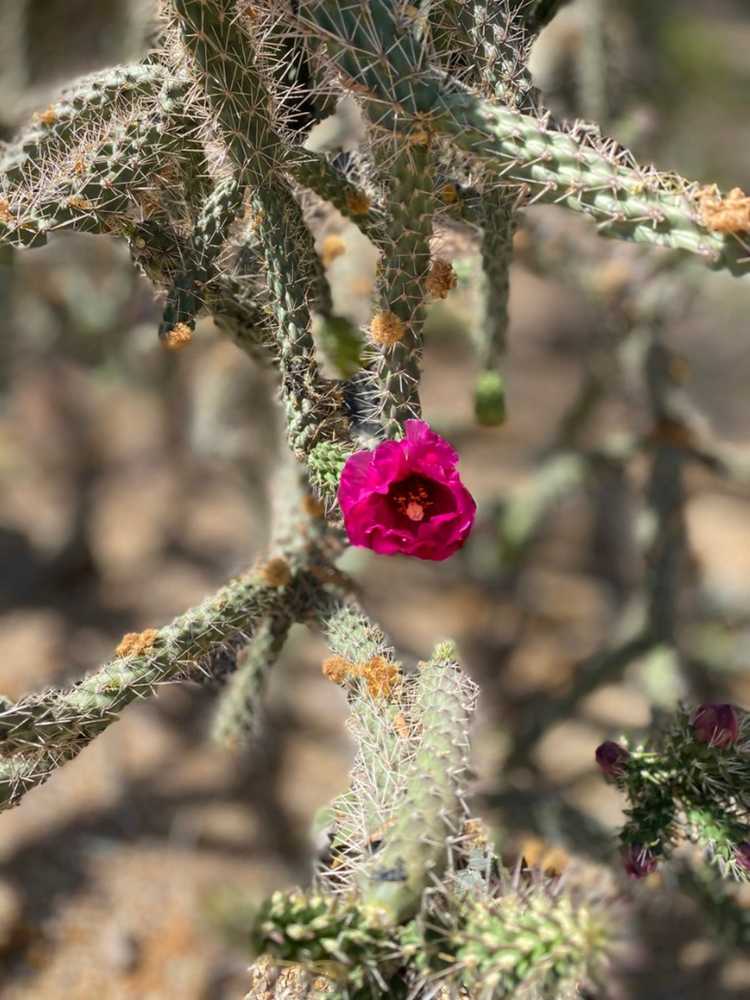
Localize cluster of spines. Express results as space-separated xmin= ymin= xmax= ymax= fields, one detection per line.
xmin=598 ymin=705 xmax=750 ymax=880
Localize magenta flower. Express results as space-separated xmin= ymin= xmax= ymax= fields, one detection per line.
xmin=595 ymin=741 xmax=629 ymax=779
xmin=622 ymin=844 xmax=658 ymax=880
xmin=337 ymin=420 xmax=476 ymax=561
xmin=691 ymin=703 xmax=739 ymax=748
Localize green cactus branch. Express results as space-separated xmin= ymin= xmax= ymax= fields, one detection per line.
xmin=297 ymin=0 xmax=749 ymax=276
xmin=371 ymin=137 xmax=435 ymax=436
xmin=0 ymin=502 xmax=338 ymax=812
xmin=360 ymin=641 xmax=478 ymax=923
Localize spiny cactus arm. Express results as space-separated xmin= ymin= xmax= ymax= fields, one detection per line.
xmin=171 ymin=0 xmax=352 ymax=462
xmin=469 ymin=1 xmax=537 ymax=110
xmin=360 ymin=641 xmax=478 ymax=923
xmin=314 ymin=599 xmax=414 ymax=892
xmin=251 ymin=890 xmax=398 ymax=994
xmin=450 ymin=888 xmax=612 ymax=997
xmin=159 ymin=174 xmax=245 ymax=342
xmin=602 ymin=704 xmax=750 ymax=880
xmin=286 ymin=154 xmax=381 ymax=243
xmin=211 ymin=613 xmax=294 ymax=749
xmin=297 ymin=1 xmax=749 ymax=276
xmin=0 ymin=63 xmax=167 ymax=183
xmin=0 ymin=111 xmax=179 ymax=249
xmin=369 ymin=137 xmax=435 ymax=437
xmin=0 ymin=510 xmax=332 ymax=813
xmin=467 ymin=4 xmax=537 ymax=428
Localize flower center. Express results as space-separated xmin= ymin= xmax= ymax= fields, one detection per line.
xmin=388 ymin=476 xmax=435 ymax=523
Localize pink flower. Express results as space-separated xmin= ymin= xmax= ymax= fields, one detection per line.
xmin=691 ymin=703 xmax=739 ymax=748
xmin=337 ymin=420 xmax=476 ymax=561
xmin=622 ymin=844 xmax=658 ymax=880
xmin=595 ymin=741 xmax=629 ymax=779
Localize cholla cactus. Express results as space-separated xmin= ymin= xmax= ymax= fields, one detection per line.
xmin=597 ymin=703 xmax=750 ymax=881
xmin=1 ymin=1 xmax=750 ymax=996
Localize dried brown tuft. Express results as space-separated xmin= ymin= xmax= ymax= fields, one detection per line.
xmin=361 ymin=655 xmax=400 ymax=699
xmin=345 ymin=189 xmax=371 ymax=215
xmin=698 ymin=185 xmax=750 ymax=234
xmin=370 ymin=310 xmax=406 ymax=346
xmin=393 ymin=712 xmax=410 ymax=739
xmin=463 ymin=816 xmax=490 ymax=848
xmin=322 ymin=655 xmax=356 ymax=685
xmin=116 ymin=628 xmax=159 ymax=658
xmin=425 ymin=258 xmax=457 ymax=299
xmin=301 ymin=493 xmax=325 ymax=518
xmin=260 ymin=556 xmax=292 ymax=588
xmin=438 ymin=182 xmax=459 ymax=205
xmin=162 ymin=323 xmax=193 ymax=351
xmin=320 ymin=233 xmax=346 ymax=267
xmin=33 ymin=106 xmax=57 ymax=126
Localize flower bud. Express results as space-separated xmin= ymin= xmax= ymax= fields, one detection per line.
xmin=735 ymin=842 xmax=750 ymax=872
xmin=622 ymin=844 xmax=658 ymax=879
xmin=595 ymin=741 xmax=629 ymax=779
xmin=692 ymin=703 xmax=739 ymax=748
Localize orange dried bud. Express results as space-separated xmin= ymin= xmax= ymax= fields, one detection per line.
xmin=116 ymin=628 xmax=159 ymax=658
xmin=438 ymin=183 xmax=459 ymax=205
xmin=301 ymin=494 xmax=325 ymax=518
xmin=370 ymin=310 xmax=406 ymax=346
xmin=322 ymin=655 xmax=356 ymax=685
xmin=162 ymin=323 xmax=193 ymax=351
xmin=463 ymin=817 xmax=490 ymax=847
xmin=361 ymin=655 xmax=400 ymax=699
xmin=425 ymin=259 xmax=457 ymax=299
xmin=321 ymin=233 xmax=346 ymax=267
xmin=698 ymin=186 xmax=750 ymax=234
xmin=393 ymin=712 xmax=410 ymax=739
xmin=260 ymin=557 xmax=292 ymax=588
xmin=34 ymin=106 xmax=57 ymax=126
xmin=345 ymin=189 xmax=371 ymax=216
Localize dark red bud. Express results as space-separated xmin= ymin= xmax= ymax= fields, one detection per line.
xmin=692 ymin=703 xmax=739 ymax=749
xmin=622 ymin=844 xmax=658 ymax=880
xmin=595 ymin=740 xmax=629 ymax=778
xmin=735 ymin=842 xmax=750 ymax=872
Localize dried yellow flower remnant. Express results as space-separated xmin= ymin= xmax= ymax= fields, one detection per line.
xmin=162 ymin=323 xmax=193 ymax=351
xmin=322 ymin=655 xmax=356 ymax=685
xmin=370 ymin=310 xmax=406 ymax=346
xmin=301 ymin=493 xmax=325 ymax=518
xmin=361 ymin=655 xmax=400 ymax=699
xmin=438 ymin=182 xmax=459 ymax=205
xmin=393 ymin=712 xmax=410 ymax=739
xmin=321 ymin=233 xmax=346 ymax=267
xmin=519 ymin=835 xmax=570 ymax=876
xmin=260 ymin=557 xmax=292 ymax=588
xmin=698 ymin=186 xmax=750 ymax=234
xmin=425 ymin=259 xmax=457 ymax=300
xmin=33 ymin=106 xmax=57 ymax=126
xmin=116 ymin=628 xmax=159 ymax=658
xmin=463 ymin=816 xmax=490 ymax=848
xmin=345 ymin=189 xmax=371 ymax=216
xmin=0 ymin=199 xmax=11 ymax=224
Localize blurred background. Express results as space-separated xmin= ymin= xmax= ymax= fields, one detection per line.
xmin=0 ymin=0 xmax=749 ymax=996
